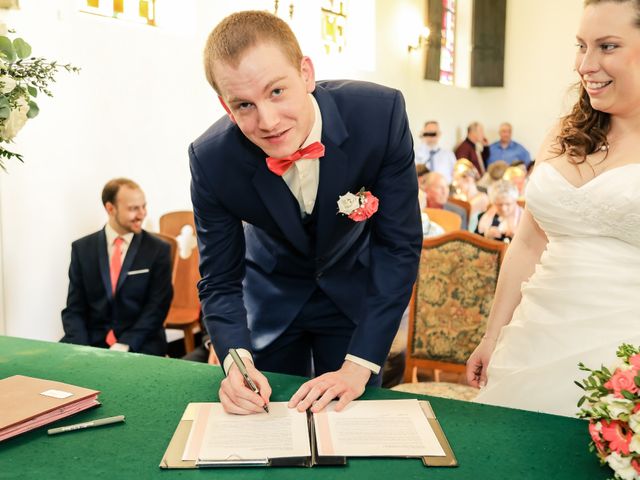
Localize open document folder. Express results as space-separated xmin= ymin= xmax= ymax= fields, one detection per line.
xmin=0 ymin=375 xmax=101 ymax=442
xmin=160 ymin=399 xmax=457 ymax=468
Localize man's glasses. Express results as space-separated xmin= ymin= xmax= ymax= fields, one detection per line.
xmin=422 ymin=132 xmax=438 ymax=137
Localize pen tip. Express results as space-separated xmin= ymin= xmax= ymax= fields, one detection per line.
xmin=263 ymin=405 xmax=269 ymax=413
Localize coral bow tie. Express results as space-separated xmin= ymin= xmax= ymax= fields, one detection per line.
xmin=266 ymin=141 xmax=325 ymax=176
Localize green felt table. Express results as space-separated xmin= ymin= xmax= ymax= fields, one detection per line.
xmin=0 ymin=335 xmax=610 ymax=479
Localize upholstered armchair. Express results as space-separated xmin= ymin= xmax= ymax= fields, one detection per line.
xmin=392 ymin=231 xmax=506 ymax=400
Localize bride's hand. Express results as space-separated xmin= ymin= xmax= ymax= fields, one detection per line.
xmin=466 ymin=337 xmax=498 ymax=388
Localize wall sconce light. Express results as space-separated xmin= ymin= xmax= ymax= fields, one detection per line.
xmin=408 ymin=26 xmax=431 ymax=53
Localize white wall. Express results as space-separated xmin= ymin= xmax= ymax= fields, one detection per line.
xmin=0 ymin=0 xmax=583 ymax=341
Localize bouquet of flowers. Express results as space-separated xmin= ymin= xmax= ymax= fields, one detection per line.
xmin=0 ymin=23 xmax=79 ymax=169
xmin=577 ymin=344 xmax=640 ymax=480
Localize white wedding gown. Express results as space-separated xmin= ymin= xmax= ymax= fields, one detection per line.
xmin=474 ymin=162 xmax=640 ymax=417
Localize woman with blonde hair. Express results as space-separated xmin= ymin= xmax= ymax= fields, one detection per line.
xmin=452 ymin=158 xmax=489 ymax=231
xmin=467 ymin=0 xmax=640 ymax=416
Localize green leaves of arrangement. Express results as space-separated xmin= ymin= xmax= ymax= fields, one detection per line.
xmin=0 ymin=30 xmax=79 ymax=170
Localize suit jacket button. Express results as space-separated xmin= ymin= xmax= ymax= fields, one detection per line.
xmin=316 ymin=272 xmax=323 ymax=279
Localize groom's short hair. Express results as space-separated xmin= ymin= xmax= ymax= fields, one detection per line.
xmin=203 ymin=10 xmax=303 ymax=94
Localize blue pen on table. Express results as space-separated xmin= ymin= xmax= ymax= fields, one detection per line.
xmin=228 ymin=348 xmax=269 ymax=413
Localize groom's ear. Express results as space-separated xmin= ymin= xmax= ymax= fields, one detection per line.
xmin=218 ymin=96 xmax=236 ymax=124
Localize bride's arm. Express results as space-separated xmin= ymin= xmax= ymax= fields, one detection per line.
xmin=466 ymin=209 xmax=548 ymax=387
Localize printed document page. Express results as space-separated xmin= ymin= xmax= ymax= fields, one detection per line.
xmin=313 ymin=399 xmax=446 ymax=457
xmin=195 ymin=402 xmax=311 ymax=461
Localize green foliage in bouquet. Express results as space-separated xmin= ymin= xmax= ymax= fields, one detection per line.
xmin=0 ymin=28 xmax=79 ymax=170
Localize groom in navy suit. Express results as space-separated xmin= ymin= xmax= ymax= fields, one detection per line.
xmin=61 ymin=178 xmax=173 ymax=356
xmin=191 ymin=11 xmax=422 ymax=414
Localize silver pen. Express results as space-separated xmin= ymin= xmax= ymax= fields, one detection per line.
xmin=228 ymin=348 xmax=269 ymax=413
xmin=47 ymin=415 xmax=125 ymax=435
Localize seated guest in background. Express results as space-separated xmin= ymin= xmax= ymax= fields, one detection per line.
xmin=60 ymin=178 xmax=173 ymax=356
xmin=452 ymin=158 xmax=489 ymax=232
xmin=477 ymin=159 xmax=508 ymax=192
xmin=503 ymin=164 xmax=527 ymax=199
xmin=476 ymin=180 xmax=523 ymax=243
xmin=414 ymin=120 xmax=457 ymax=184
xmin=455 ymin=121 xmax=490 ymax=175
xmin=416 ymin=163 xmax=429 ymax=210
xmin=488 ymin=122 xmax=532 ymax=167
xmin=425 ymin=172 xmax=468 ymax=229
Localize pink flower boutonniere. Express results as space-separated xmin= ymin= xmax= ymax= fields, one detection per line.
xmin=337 ymin=188 xmax=379 ymax=222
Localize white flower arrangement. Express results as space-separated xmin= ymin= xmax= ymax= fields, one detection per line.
xmin=0 ymin=22 xmax=79 ymax=170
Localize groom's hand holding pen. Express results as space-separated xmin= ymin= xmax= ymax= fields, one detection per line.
xmin=220 ymin=348 xmax=271 ymax=415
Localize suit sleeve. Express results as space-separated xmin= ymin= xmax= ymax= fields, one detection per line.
xmin=346 ymin=91 xmax=422 ymax=367
xmin=189 ymin=144 xmax=252 ymax=361
xmin=117 ymin=241 xmax=173 ymax=352
xmin=60 ymin=243 xmax=90 ymax=345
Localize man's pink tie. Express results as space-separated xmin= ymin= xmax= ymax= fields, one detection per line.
xmin=106 ymin=236 xmax=123 ymax=347
xmin=265 ymin=141 xmax=325 ymax=176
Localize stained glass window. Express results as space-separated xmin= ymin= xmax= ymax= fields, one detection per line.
xmin=439 ymin=0 xmax=455 ymax=85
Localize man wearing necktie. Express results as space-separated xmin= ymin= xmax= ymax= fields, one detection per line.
xmin=191 ymin=11 xmax=421 ymax=415
xmin=414 ymin=121 xmax=457 ymax=184
xmin=60 ymin=178 xmax=173 ymax=356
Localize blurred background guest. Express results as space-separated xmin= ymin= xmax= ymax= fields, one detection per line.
xmin=414 ymin=120 xmax=457 ymax=184
xmin=455 ymin=121 xmax=490 ymax=175
xmin=503 ymin=164 xmax=528 ymax=200
xmin=476 ymin=180 xmax=523 ymax=243
xmin=488 ymin=122 xmax=532 ymax=166
xmin=452 ymin=158 xmax=489 ymax=232
xmin=425 ymin=172 xmax=468 ymax=230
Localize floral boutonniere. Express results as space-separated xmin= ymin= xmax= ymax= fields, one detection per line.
xmin=337 ymin=187 xmax=379 ymax=222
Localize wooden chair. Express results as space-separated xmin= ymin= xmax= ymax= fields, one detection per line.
xmin=159 ymin=211 xmax=201 ymax=354
xmin=392 ymin=231 xmax=506 ymax=400
xmin=447 ymin=196 xmax=472 ymax=224
xmin=424 ymin=208 xmax=461 ymax=233
xmin=153 ymin=233 xmax=178 ymax=284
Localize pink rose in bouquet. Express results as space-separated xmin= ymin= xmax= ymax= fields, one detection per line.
xmin=577 ymin=344 xmax=640 ymax=480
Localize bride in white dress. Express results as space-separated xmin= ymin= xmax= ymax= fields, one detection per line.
xmin=466 ymin=0 xmax=640 ymax=417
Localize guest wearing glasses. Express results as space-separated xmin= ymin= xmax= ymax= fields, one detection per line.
xmin=414 ymin=120 xmax=457 ymax=184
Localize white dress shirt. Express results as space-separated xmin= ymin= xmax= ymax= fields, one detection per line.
xmin=282 ymin=94 xmax=322 ymax=216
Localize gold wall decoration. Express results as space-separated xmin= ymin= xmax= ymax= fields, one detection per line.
xmin=80 ymin=0 xmax=156 ymax=26
xmin=321 ymin=0 xmax=347 ymax=55
xmin=273 ymin=0 xmax=295 ymax=20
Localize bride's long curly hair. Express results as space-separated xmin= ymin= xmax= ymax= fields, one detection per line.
xmin=554 ymin=0 xmax=640 ymax=164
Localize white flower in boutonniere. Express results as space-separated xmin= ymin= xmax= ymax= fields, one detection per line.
xmin=0 ymin=22 xmax=80 ymax=170
xmin=337 ymin=187 xmax=379 ymax=222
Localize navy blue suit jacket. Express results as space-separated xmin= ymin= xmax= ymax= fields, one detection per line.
xmin=61 ymin=229 xmax=173 ymax=355
xmin=190 ymin=80 xmax=422 ymax=367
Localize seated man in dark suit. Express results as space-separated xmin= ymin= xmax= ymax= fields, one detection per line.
xmin=424 ymin=172 xmax=469 ymax=229
xmin=61 ymin=178 xmax=173 ymax=356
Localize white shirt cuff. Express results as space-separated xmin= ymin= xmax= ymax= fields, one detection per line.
xmin=222 ymin=348 xmax=253 ymax=376
xmin=345 ymin=354 xmax=381 ymax=375
xmin=109 ymin=342 xmax=130 ymax=352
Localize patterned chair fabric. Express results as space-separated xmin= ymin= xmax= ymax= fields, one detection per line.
xmin=391 ymin=382 xmax=478 ymax=401
xmin=404 ymin=231 xmax=506 ymax=383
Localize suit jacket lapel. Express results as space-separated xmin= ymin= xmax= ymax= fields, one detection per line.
xmin=116 ymin=232 xmax=141 ymax=293
xmin=97 ymin=229 xmax=113 ymax=300
xmin=252 ymin=166 xmax=310 ymax=255
xmin=313 ymin=85 xmax=351 ymax=258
